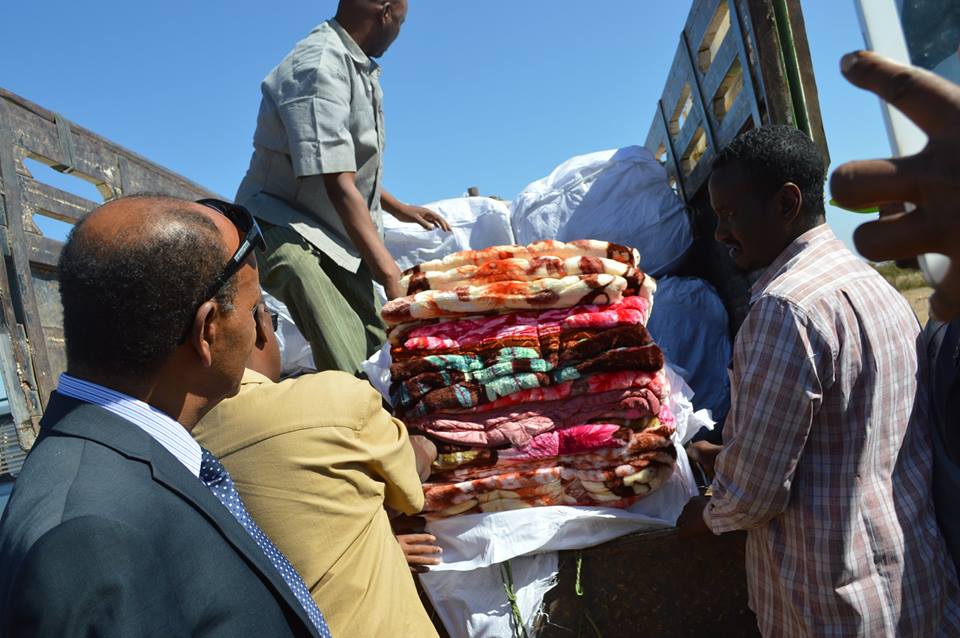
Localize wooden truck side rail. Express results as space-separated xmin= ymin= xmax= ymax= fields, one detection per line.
xmin=645 ymin=0 xmax=829 ymax=336
xmin=0 ymin=88 xmax=216 ymax=454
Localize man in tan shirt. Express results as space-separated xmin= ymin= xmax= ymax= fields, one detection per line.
xmin=194 ymin=303 xmax=439 ymax=637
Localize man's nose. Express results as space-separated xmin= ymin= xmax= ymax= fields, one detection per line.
xmin=714 ymin=216 xmax=729 ymax=243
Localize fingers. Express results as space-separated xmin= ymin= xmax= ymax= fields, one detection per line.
xmin=930 ymin=264 xmax=960 ymax=321
xmin=829 ymin=154 xmax=929 ymax=209
xmin=399 ymin=533 xmax=437 ymax=546
xmin=840 ymin=50 xmax=960 ymax=136
xmin=852 ymin=209 xmax=945 ymax=262
xmin=405 ymin=544 xmax=443 ymax=558
xmin=403 ymin=535 xmax=442 ymax=573
xmin=418 ymin=212 xmax=452 ymax=232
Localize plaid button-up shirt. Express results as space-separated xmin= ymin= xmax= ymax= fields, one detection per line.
xmin=705 ymin=224 xmax=960 ymax=636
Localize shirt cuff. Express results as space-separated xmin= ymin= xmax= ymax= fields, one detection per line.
xmin=291 ymin=141 xmax=357 ymax=178
xmin=703 ymin=496 xmax=742 ymax=535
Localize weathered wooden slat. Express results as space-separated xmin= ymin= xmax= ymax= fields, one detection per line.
xmin=726 ymin=0 xmax=763 ymax=127
xmin=685 ymin=0 xmax=724 ymax=46
xmin=716 ymin=88 xmax=756 ymax=143
xmin=20 ymin=176 xmax=97 ymax=223
xmin=644 ymin=101 xmax=686 ymax=202
xmin=700 ymin=31 xmax=740 ymax=104
xmin=0 ymin=88 xmax=217 ymax=200
xmin=25 ymin=233 xmax=62 ymax=268
xmin=0 ymin=101 xmax=57 ymax=423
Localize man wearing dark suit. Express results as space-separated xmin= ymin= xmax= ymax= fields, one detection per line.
xmin=0 ymin=195 xmax=331 ymax=637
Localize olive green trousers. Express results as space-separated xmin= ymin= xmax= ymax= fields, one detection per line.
xmin=257 ymin=221 xmax=386 ymax=374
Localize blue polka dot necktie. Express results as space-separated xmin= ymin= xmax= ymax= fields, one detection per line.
xmin=199 ymin=448 xmax=332 ymax=638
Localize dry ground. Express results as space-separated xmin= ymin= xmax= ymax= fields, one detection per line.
xmin=902 ymin=286 xmax=933 ymax=326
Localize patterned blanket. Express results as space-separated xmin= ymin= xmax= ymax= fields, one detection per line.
xmin=393 ymin=345 xmax=664 ymax=412
xmin=429 ymin=418 xmax=676 ymax=477
xmin=402 ymin=255 xmax=644 ymax=295
xmin=382 ymin=274 xmax=629 ymax=326
xmin=401 ymin=239 xmax=640 ymax=277
xmin=387 ymin=286 xmax=654 ymax=348
xmin=421 ymin=447 xmax=677 ymax=517
xmin=398 ymin=369 xmax=664 ymax=420
xmin=405 ymin=381 xmax=669 ymax=448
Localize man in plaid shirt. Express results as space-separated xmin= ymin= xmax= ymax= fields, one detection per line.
xmin=699 ymin=125 xmax=960 ymax=636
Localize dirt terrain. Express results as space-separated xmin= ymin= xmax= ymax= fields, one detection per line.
xmin=902 ymin=287 xmax=933 ymax=325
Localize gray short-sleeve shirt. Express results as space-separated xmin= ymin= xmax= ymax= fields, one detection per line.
xmin=236 ymin=20 xmax=385 ymax=272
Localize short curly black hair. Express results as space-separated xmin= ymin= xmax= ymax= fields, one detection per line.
xmin=58 ymin=195 xmax=237 ymax=381
xmin=713 ymin=125 xmax=826 ymax=220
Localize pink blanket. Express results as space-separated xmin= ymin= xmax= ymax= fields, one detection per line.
xmin=389 ymin=295 xmax=653 ymax=350
xmin=405 ymin=380 xmax=670 ymax=448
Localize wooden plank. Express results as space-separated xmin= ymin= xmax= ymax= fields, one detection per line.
xmin=716 ymin=89 xmax=756 ymax=142
xmin=20 ymin=176 xmax=97 ymax=223
xmin=685 ymin=0 xmax=724 ymax=46
xmin=0 ymin=101 xmax=57 ymax=418
xmin=645 ymin=102 xmax=686 ymax=202
xmin=25 ymin=233 xmax=62 ymax=268
xmin=0 ymin=88 xmax=216 ymax=199
xmin=727 ymin=0 xmax=763 ymax=128
xmin=681 ymin=30 xmax=718 ymax=152
xmin=700 ymin=30 xmax=740 ymax=99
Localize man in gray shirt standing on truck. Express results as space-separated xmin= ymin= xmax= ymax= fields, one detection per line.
xmin=236 ymin=0 xmax=449 ymax=374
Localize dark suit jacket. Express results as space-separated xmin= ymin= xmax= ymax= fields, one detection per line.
xmin=927 ymin=320 xmax=960 ymax=578
xmin=0 ymin=392 xmax=322 ymax=638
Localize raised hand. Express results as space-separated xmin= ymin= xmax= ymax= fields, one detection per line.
xmin=830 ymin=50 xmax=960 ymax=320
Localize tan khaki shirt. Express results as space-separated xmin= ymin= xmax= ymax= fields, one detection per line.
xmin=236 ymin=19 xmax=385 ymax=273
xmin=193 ymin=369 xmax=437 ymax=638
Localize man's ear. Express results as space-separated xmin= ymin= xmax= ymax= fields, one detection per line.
xmin=253 ymin=305 xmax=269 ymax=350
xmin=189 ymin=300 xmax=219 ymax=368
xmin=381 ymin=1 xmax=392 ymax=23
xmin=779 ymin=182 xmax=803 ymax=224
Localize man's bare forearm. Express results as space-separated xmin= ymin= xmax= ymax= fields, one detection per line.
xmin=380 ymin=189 xmax=406 ymax=217
xmin=408 ymin=435 xmax=437 ymax=482
xmin=323 ymin=172 xmax=402 ymax=296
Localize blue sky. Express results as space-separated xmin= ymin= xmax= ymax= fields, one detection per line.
xmin=0 ymin=1 xmax=890 ymax=252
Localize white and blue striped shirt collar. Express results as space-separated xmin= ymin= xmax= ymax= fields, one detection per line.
xmin=56 ymin=373 xmax=202 ymax=477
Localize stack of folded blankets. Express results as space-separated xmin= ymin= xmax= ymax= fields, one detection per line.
xmin=381 ymin=240 xmax=678 ymax=519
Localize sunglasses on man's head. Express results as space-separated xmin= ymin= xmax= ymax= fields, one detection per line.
xmin=178 ymin=199 xmax=266 ymax=344
xmin=196 ymin=198 xmax=266 ymax=303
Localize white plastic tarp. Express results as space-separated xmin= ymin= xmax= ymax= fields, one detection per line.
xmin=511 ymin=146 xmax=693 ymax=277
xmin=383 ymin=196 xmax=514 ymax=272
